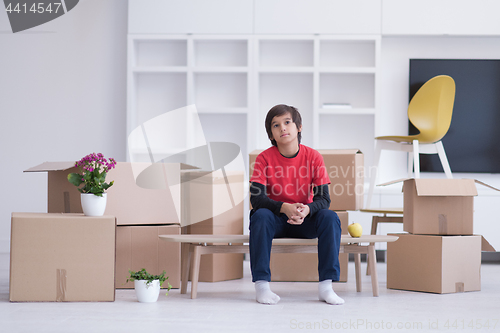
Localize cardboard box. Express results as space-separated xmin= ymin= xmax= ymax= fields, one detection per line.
xmin=387 ymin=233 xmax=482 ymax=294
xmin=270 ymin=211 xmax=349 ymax=282
xmin=116 ymin=224 xmax=181 ymax=289
xmin=317 ymin=150 xmax=364 ymax=211
xmin=249 ymin=149 xmax=364 ymax=211
xmin=381 ymin=178 xmax=499 ymax=235
xmin=24 ymin=161 xmax=196 ymax=225
xmin=183 ymin=170 xmax=245 ymax=282
xmin=10 ymin=213 xmax=116 ymax=302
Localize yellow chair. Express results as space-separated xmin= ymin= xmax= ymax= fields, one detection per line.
xmin=366 ymin=75 xmax=456 ymax=208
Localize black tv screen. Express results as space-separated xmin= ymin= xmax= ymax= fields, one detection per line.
xmin=409 ymin=59 xmax=500 ymax=173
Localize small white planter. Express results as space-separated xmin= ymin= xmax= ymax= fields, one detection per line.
xmin=80 ymin=193 xmax=107 ymax=216
xmin=134 ymin=280 xmax=161 ymax=303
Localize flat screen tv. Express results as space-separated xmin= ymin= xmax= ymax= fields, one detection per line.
xmin=409 ymin=59 xmax=500 ymax=173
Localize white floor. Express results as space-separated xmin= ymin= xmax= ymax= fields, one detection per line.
xmin=1 ymin=254 xmax=499 ymax=333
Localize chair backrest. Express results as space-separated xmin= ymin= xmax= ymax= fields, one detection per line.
xmin=408 ymin=75 xmax=456 ymax=143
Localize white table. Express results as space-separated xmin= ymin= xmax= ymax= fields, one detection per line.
xmin=159 ymin=234 xmax=399 ymax=299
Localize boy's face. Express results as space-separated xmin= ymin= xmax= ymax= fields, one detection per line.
xmin=270 ymin=113 xmax=302 ymax=147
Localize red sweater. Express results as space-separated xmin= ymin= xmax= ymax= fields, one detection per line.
xmin=250 ymin=145 xmax=330 ymax=204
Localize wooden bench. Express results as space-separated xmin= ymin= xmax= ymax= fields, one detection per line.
xmin=159 ymin=234 xmax=399 ymax=299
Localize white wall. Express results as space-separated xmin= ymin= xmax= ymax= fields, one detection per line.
xmin=0 ymin=0 xmax=128 ymax=252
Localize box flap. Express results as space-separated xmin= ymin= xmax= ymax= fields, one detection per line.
xmin=377 ymin=178 xmax=408 ymax=187
xmin=249 ymin=149 xmax=264 ymax=156
xmin=415 ymin=179 xmax=478 ymax=197
xmin=474 ymin=180 xmax=500 ymax=192
xmin=179 ymin=163 xmax=199 ymax=170
xmin=481 ymin=235 xmax=496 ymax=252
xmin=24 ymin=161 xmax=76 ymax=172
xmin=378 ymin=178 xmax=500 ymax=195
xmin=317 ymin=149 xmax=362 ymax=155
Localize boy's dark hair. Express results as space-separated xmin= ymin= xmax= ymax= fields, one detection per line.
xmin=265 ymin=104 xmax=302 ymax=147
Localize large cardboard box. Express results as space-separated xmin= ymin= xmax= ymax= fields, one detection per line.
xmin=317 ymin=149 xmax=364 ymax=211
xmin=382 ymin=178 xmax=499 ymax=235
xmin=183 ymin=170 xmax=245 ymax=282
xmin=116 ymin=224 xmax=181 ymax=289
xmin=24 ymin=161 xmax=197 ymax=225
xmin=249 ymin=149 xmax=364 ymax=211
xmin=10 ymin=213 xmax=116 ymax=302
xmin=387 ymin=233 xmax=481 ymax=294
xmin=270 ymin=211 xmax=349 ymax=282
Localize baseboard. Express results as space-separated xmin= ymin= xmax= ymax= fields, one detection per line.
xmin=349 ymin=250 xmax=500 ymax=264
xmin=348 ymin=250 xmax=386 ymax=263
xmin=482 ymin=251 xmax=500 ymax=263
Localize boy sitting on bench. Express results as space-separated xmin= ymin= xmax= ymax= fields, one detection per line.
xmin=249 ymin=104 xmax=344 ymax=305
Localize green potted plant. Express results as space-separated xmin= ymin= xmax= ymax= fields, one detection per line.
xmin=127 ymin=268 xmax=172 ymax=303
xmin=67 ymin=152 xmax=116 ymax=216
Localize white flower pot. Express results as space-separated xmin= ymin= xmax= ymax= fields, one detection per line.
xmin=134 ymin=280 xmax=161 ymax=303
xmin=80 ymin=193 xmax=107 ymax=216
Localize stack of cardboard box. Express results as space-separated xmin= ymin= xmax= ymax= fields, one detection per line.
xmin=181 ymin=169 xmax=245 ymax=282
xmin=386 ymin=178 xmax=497 ymax=294
xmin=250 ymin=149 xmax=364 ymax=282
xmin=24 ymin=161 xmax=188 ymax=289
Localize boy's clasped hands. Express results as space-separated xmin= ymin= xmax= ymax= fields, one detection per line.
xmin=281 ymin=202 xmax=310 ymax=225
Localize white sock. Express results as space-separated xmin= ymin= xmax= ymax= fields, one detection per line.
xmin=255 ymin=280 xmax=280 ymax=305
xmin=318 ymin=280 xmax=344 ymax=305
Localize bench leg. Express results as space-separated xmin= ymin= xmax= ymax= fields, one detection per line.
xmin=190 ymin=244 xmax=201 ymax=299
xmin=180 ymin=243 xmax=191 ymax=295
xmin=367 ymin=216 xmax=379 ymax=275
xmin=354 ymin=253 xmax=362 ymax=292
xmin=368 ymin=244 xmax=379 ymax=297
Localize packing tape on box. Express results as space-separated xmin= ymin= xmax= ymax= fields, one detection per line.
xmin=63 ymin=192 xmax=70 ymax=213
xmin=455 ymin=282 xmax=465 ymax=293
xmin=56 ymin=269 xmax=67 ymax=302
xmin=438 ymin=214 xmax=448 ymax=234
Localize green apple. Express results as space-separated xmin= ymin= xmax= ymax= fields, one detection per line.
xmin=347 ymin=223 xmax=362 ymax=237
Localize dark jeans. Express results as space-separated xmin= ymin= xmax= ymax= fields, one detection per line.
xmin=249 ymin=208 xmax=341 ymax=282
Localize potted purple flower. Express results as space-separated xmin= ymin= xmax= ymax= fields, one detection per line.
xmin=67 ymin=153 xmax=117 ymax=216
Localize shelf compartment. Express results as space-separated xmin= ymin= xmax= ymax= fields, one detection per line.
xmin=197 ymin=107 xmax=248 ymax=114
xmin=134 ymin=72 xmax=187 ymax=125
xmin=259 ymin=40 xmax=314 ymax=67
xmin=193 ymin=67 xmax=249 ymax=73
xmin=258 ymin=67 xmax=314 ymax=73
xmin=194 ymin=73 xmax=248 ymax=108
xmin=134 ymin=39 xmax=187 ymax=67
xmin=194 ymin=40 xmax=248 ymax=67
xmin=319 ymin=108 xmax=376 ymax=115
xmin=318 ymin=114 xmax=375 ymax=167
xmin=198 ymin=113 xmax=248 ymax=165
xmin=320 ymin=40 xmax=376 ymax=68
xmin=259 ymin=73 xmax=313 ymax=147
xmin=320 ymin=73 xmax=375 ymax=109
xmin=133 ymin=67 xmax=188 ymax=73
xmin=319 ymin=67 xmax=376 ymax=74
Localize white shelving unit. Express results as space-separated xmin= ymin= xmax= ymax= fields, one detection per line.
xmin=315 ymin=36 xmax=380 ymax=171
xmin=255 ymin=35 xmax=380 ymax=167
xmin=127 ymin=34 xmax=380 ymax=170
xmin=127 ymin=35 xmax=253 ymax=166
